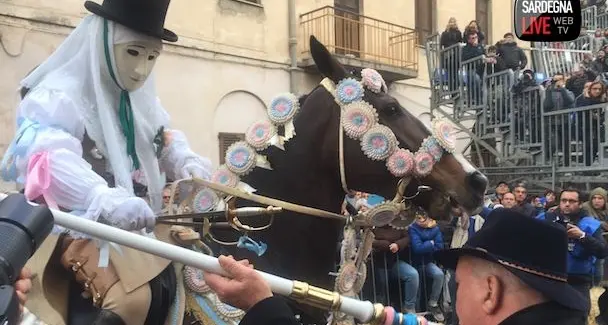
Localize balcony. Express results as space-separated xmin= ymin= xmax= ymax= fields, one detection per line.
xmin=298 ymin=6 xmax=418 ymax=83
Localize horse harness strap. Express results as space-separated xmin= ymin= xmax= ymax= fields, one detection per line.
xmin=320 ymin=78 xmax=350 ymax=194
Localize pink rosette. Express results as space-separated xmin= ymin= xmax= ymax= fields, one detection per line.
xmin=360 ymin=125 xmax=398 ymax=161
xmin=192 ymin=187 xmax=219 ymax=212
xmin=245 ymin=120 xmax=276 ymax=151
xmin=184 ymin=266 xmax=211 ymax=294
xmin=361 ymin=68 xmax=385 ymax=93
xmin=431 ymin=119 xmax=456 ymax=153
xmin=224 ymin=141 xmax=257 ymax=175
xmin=336 ymin=78 xmax=364 ymax=104
xmin=341 ymin=101 xmax=378 ymax=139
xmin=211 ymin=165 xmax=240 ymax=188
xmin=421 ymin=137 xmax=444 ymax=162
xmin=413 ymin=151 xmax=434 ymax=177
xmin=386 ymin=148 xmax=414 ymax=177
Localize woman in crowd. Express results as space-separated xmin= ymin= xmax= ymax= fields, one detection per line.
xmin=463 ymin=20 xmax=485 ymax=45
xmin=408 ymin=208 xmax=445 ymax=322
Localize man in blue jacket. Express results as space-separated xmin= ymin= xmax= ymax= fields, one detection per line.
xmin=537 ymin=188 xmax=608 ymax=315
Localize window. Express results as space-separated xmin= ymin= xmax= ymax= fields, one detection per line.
xmin=334 ymin=0 xmax=361 ymax=57
xmin=218 ymin=132 xmax=245 ymax=164
xmin=415 ymin=0 xmax=435 ymax=45
xmin=476 ymin=0 xmax=490 ymax=43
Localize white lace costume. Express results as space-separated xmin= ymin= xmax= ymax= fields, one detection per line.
xmin=1 ymin=15 xmax=212 ymax=238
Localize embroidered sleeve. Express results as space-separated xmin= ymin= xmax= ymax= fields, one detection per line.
xmin=1 ymin=87 xmax=123 ymax=222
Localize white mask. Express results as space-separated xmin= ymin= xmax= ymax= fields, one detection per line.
xmin=113 ymin=40 xmax=162 ymax=91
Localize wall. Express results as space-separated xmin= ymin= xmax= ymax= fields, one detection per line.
xmin=0 ymin=0 xmax=535 ymax=174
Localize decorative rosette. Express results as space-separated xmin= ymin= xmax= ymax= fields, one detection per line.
xmin=336 ymin=261 xmax=359 ymax=294
xmin=360 ymin=68 xmax=386 ymax=93
xmin=268 ymin=93 xmax=299 ymax=125
xmin=364 ymin=203 xmax=399 ymax=227
xmin=420 ymin=137 xmax=444 ymax=163
xmin=360 ymin=125 xmax=398 ymax=161
xmin=386 ymin=148 xmax=415 ymax=177
xmin=341 ymin=101 xmax=378 ymax=140
xmin=413 ymin=151 xmax=435 ymax=177
xmin=431 ymin=119 xmax=456 ymax=153
xmin=211 ymin=295 xmax=245 ymax=320
xmin=192 ymin=187 xmax=219 ymax=213
xmin=225 ymin=141 xmax=257 ymax=175
xmin=211 ymin=165 xmax=240 ymax=188
xmin=335 ymin=78 xmax=364 ymax=104
xmin=245 ymin=120 xmax=277 ymax=151
xmin=183 ymin=266 xmax=211 ymax=294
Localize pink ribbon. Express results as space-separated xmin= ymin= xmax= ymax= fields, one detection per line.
xmin=24 ymin=151 xmax=58 ymax=209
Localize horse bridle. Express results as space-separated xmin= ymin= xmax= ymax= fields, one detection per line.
xmin=160 ymin=69 xmax=458 ymax=238
xmin=318 ymin=69 xmax=457 ymax=224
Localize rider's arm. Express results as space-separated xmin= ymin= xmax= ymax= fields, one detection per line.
xmin=239 ymin=297 xmax=300 ymax=325
xmin=8 ymin=87 xmax=132 ymax=219
xmin=159 ymin=126 xmax=213 ymax=180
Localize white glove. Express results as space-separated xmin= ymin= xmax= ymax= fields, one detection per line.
xmin=180 ymin=157 xmax=212 ymax=180
xmin=89 ymin=186 xmax=156 ymax=232
xmin=107 ymin=197 xmax=156 ymax=232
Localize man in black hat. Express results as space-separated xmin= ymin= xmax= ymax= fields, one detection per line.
xmin=435 ymin=208 xmax=589 ymax=325
xmin=3 ymin=0 xmax=213 ymax=324
xmin=203 ymin=209 xmax=588 ymax=325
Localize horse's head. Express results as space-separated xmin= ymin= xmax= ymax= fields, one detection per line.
xmin=295 ymin=36 xmax=487 ymax=215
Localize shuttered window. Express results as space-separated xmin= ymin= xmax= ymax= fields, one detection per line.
xmin=415 ymin=0 xmax=435 ymax=45
xmin=218 ymin=132 xmax=245 ymax=164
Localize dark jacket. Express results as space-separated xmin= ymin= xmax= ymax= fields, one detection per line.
xmin=499 ymin=302 xmax=586 ymax=325
xmin=543 ymin=85 xmax=576 ymax=112
xmin=566 ymin=75 xmax=589 ymax=98
xmin=440 ymin=28 xmax=463 ymax=48
xmin=479 ymin=55 xmax=507 ymax=77
xmin=461 ymin=43 xmax=485 ymax=62
xmin=512 ymin=202 xmax=537 ymax=218
xmin=497 ymin=42 xmax=528 ymax=70
xmin=408 ymin=222 xmax=444 ymax=266
xmin=372 ymin=226 xmax=411 ymax=268
xmin=240 ymin=297 xmax=300 ymax=325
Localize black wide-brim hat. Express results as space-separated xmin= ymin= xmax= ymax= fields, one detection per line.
xmin=85 ymin=0 xmax=178 ymax=42
xmin=435 ymin=208 xmax=589 ymax=312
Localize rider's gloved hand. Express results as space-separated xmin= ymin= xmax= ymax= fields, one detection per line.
xmin=89 ymin=186 xmax=156 ymax=232
xmin=180 ymin=157 xmax=212 ymax=180
xmin=109 ymin=197 xmax=156 ymax=232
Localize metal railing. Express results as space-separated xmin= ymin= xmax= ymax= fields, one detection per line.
xmin=531 ymin=34 xmax=595 ymax=78
xmin=299 ymin=6 xmax=418 ymax=71
xmin=425 ymin=34 xmax=608 ymax=177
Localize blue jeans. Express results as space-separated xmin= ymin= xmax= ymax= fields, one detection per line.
xmin=416 ymin=262 xmax=444 ymax=306
xmin=375 ymin=260 xmax=420 ymax=310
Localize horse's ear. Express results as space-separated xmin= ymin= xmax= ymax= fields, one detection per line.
xmin=310 ymin=35 xmax=348 ymax=83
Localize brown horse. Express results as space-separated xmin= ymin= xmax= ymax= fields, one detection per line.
xmin=212 ymin=36 xmax=488 ymax=324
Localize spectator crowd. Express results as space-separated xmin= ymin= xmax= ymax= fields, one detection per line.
xmin=343 ymin=181 xmax=608 ymax=324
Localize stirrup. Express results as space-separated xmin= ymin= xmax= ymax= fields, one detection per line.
xmin=91 ymin=310 xmax=126 ymax=325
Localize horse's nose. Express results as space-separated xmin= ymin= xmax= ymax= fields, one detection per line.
xmin=467 ymin=170 xmax=488 ymax=192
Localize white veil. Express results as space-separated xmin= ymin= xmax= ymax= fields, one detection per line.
xmin=22 ymin=15 xmax=169 ymax=212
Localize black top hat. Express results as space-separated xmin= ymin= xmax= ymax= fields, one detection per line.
xmin=435 ymin=208 xmax=589 ymax=312
xmin=84 ymin=0 xmax=177 ymax=42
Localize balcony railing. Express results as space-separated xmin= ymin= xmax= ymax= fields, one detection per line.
xmin=299 ymin=6 xmax=418 ymax=72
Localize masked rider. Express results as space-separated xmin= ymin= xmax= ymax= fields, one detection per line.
xmin=0 ymin=0 xmax=212 ymax=324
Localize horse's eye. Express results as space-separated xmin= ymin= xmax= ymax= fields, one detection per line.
xmin=386 ymin=105 xmax=399 ymax=115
